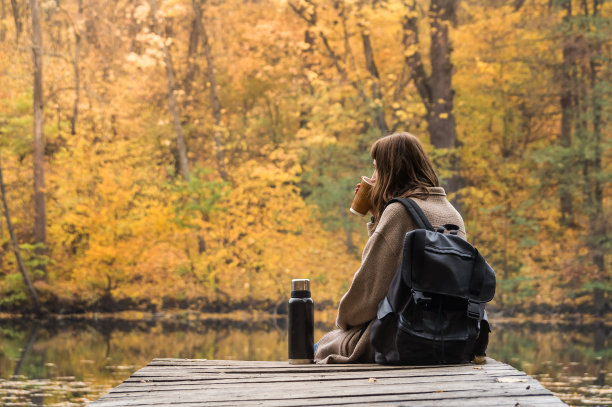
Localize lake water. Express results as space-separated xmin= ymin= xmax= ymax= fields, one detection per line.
xmin=0 ymin=315 xmax=610 ymax=406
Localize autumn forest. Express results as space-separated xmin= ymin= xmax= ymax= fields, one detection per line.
xmin=0 ymin=0 xmax=609 ymax=315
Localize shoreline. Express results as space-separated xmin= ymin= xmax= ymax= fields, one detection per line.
xmin=0 ymin=308 xmax=610 ymax=327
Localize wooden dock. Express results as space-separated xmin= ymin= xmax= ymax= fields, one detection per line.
xmin=89 ymin=358 xmax=566 ymax=406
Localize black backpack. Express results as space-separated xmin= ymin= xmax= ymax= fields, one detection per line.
xmin=369 ymin=198 xmax=496 ymax=365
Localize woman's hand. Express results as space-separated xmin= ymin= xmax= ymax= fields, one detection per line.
xmin=355 ymin=183 xmax=361 ymax=196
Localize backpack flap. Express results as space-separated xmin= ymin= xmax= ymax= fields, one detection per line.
xmin=469 ymin=250 xmax=496 ymax=303
xmin=401 ymin=229 xmax=496 ymax=304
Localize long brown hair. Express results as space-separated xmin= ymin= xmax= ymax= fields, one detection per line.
xmin=369 ymin=132 xmax=439 ymax=228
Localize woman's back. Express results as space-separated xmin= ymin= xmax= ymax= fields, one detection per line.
xmin=316 ymin=187 xmax=465 ymax=363
xmin=314 ymin=132 xmax=468 ymax=364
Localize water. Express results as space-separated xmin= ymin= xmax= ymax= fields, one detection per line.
xmin=0 ymin=315 xmax=610 ymax=406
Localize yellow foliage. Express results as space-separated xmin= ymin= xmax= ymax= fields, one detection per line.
xmin=0 ymin=0 xmax=609 ymax=313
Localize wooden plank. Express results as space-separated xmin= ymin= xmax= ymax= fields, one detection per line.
xmin=91 ymin=389 xmax=563 ymax=407
xmin=139 ymin=363 xmax=515 ymax=372
xmin=101 ymin=384 xmax=550 ymax=403
xmin=138 ymin=360 xmax=510 ymax=370
xmin=195 ymin=395 xmax=567 ymax=407
xmin=156 ymin=397 xmax=565 ymax=407
xmin=146 ymin=358 xmax=512 ymax=371
xmin=126 ymin=367 xmax=518 ymax=380
xmin=109 ymin=374 xmax=547 ymax=392
xmin=340 ymin=397 xmax=567 ymax=407
xmin=132 ymin=362 xmax=515 ymax=375
xmin=117 ymin=371 xmax=526 ymax=389
xmin=90 ymin=358 xmax=567 ymax=407
xmin=99 ymin=379 xmax=550 ymax=398
xmin=115 ymin=367 xmax=528 ymax=388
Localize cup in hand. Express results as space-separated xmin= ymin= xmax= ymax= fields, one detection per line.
xmin=350 ymin=176 xmax=374 ymax=216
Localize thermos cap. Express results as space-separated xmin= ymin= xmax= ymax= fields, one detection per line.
xmin=291 ymin=279 xmax=310 ymax=291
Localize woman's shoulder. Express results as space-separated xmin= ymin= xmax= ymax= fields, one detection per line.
xmin=412 ymin=192 xmax=463 ymax=221
xmin=413 ymin=191 xmax=466 ymax=238
xmin=380 ymin=190 xmax=466 ymax=238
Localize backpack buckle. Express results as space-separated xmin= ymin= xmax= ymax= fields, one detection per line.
xmin=467 ymin=301 xmax=481 ymax=319
xmin=412 ymin=290 xmax=432 ymax=306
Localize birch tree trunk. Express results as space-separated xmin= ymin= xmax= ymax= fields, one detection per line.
xmin=30 ymin=0 xmax=46 ymax=278
xmin=192 ymin=0 xmax=228 ymax=181
xmin=151 ymin=0 xmax=190 ymax=181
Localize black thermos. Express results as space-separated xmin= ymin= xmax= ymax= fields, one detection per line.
xmin=288 ymin=279 xmax=314 ymax=364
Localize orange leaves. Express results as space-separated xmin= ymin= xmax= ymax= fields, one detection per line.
xmin=1 ymin=0 xmax=608 ymax=313
xmin=173 ymin=155 xmax=360 ymax=305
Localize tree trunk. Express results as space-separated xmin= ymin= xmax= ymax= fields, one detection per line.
xmin=10 ymin=0 xmax=21 ymax=41
xmin=401 ymin=0 xmax=431 ymax=112
xmin=30 ymin=0 xmax=46 ymax=279
xmin=588 ymin=0 xmax=606 ymax=315
xmin=428 ymin=0 xmax=462 ymax=202
xmin=428 ymin=0 xmax=457 ymax=149
xmin=192 ymin=0 xmax=228 ymax=181
xmin=1 ymin=0 xmax=6 ymax=42
xmin=183 ymin=17 xmax=199 ymax=101
xmin=151 ymin=0 xmax=190 ymax=181
xmin=360 ymin=22 xmax=388 ymax=136
xmin=0 ymin=153 xmax=41 ymax=312
xmin=71 ymin=0 xmax=82 ymax=135
xmin=351 ymin=0 xmax=388 ymax=137
xmin=402 ymin=0 xmax=462 ymax=201
xmin=559 ymin=0 xmax=575 ymax=225
xmin=298 ymin=27 xmax=316 ymax=129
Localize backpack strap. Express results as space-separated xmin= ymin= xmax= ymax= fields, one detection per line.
xmin=386 ymin=198 xmax=435 ymax=231
xmin=463 ymin=249 xmax=489 ymax=360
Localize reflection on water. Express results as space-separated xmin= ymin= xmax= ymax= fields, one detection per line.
xmin=0 ymin=316 xmax=610 ymax=406
xmin=487 ymin=323 xmax=612 ymax=406
xmin=0 ymin=317 xmax=301 ymax=405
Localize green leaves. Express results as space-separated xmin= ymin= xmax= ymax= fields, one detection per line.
xmin=18 ymin=243 xmax=49 ymax=278
xmin=166 ymin=166 xmax=229 ymax=228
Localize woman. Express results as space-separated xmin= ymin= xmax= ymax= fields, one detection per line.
xmin=314 ymin=132 xmax=466 ymax=363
